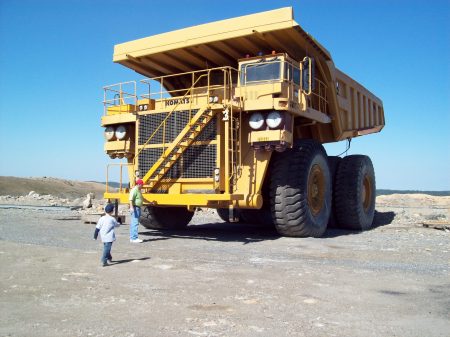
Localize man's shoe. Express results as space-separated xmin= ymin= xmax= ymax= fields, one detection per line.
xmin=130 ymin=238 xmax=143 ymax=243
xmin=102 ymin=262 xmax=108 ymax=267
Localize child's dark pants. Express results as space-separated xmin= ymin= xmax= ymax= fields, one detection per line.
xmin=102 ymin=242 xmax=113 ymax=265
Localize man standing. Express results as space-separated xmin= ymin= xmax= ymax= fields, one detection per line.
xmin=129 ymin=179 xmax=144 ymax=243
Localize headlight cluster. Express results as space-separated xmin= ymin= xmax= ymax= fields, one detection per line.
xmin=208 ymin=96 xmax=219 ymax=103
xmin=104 ymin=125 xmax=127 ymax=141
xmin=138 ymin=104 xmax=149 ymax=111
xmin=248 ymin=111 xmax=284 ymax=130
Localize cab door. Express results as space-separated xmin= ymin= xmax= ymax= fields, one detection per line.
xmin=285 ymin=61 xmax=301 ymax=105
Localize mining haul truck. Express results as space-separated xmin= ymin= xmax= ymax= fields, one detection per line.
xmin=101 ymin=7 xmax=385 ymax=237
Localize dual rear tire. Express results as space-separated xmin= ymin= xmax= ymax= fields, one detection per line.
xmin=333 ymin=155 xmax=376 ymax=230
xmin=263 ymin=141 xmax=376 ymax=236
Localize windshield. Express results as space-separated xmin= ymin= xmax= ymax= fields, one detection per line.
xmin=241 ymin=60 xmax=281 ymax=85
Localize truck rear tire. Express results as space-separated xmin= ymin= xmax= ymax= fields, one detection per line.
xmin=270 ymin=140 xmax=331 ymax=237
xmin=334 ymin=155 xmax=376 ymax=230
xmin=327 ymin=156 xmax=342 ymax=228
xmin=140 ymin=206 xmax=194 ymax=229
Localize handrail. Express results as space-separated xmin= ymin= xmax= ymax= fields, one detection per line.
xmin=141 ymin=66 xmax=237 ymax=84
xmin=103 ymin=81 xmax=137 ymax=115
xmin=105 ymin=163 xmax=132 ymax=193
xmin=140 ymin=84 xmax=226 ymax=101
xmin=140 ymin=66 xmax=238 ymax=102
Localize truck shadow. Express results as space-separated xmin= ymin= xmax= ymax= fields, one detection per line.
xmin=140 ymin=210 xmax=396 ymax=242
xmin=140 ymin=221 xmax=280 ymax=244
xmin=323 ymin=210 xmax=396 ymax=238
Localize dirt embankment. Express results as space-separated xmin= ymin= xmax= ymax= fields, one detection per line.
xmin=0 ymin=176 xmax=107 ymax=199
xmin=0 ymin=176 xmax=111 ymax=214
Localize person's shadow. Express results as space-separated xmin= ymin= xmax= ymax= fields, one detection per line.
xmin=109 ymin=257 xmax=150 ymax=265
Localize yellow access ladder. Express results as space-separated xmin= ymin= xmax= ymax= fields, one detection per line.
xmin=142 ymin=106 xmax=216 ymax=190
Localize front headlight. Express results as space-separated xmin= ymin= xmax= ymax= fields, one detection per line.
xmin=266 ymin=111 xmax=283 ymax=129
xmin=249 ymin=112 xmax=265 ymax=130
xmin=104 ymin=126 xmax=115 ymax=140
xmin=209 ymin=96 xmax=219 ymax=103
xmin=115 ymin=125 xmax=127 ymax=140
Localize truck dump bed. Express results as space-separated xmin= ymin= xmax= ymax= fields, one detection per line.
xmin=112 ymin=7 xmax=384 ymax=142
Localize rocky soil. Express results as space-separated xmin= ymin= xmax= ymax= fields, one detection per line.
xmin=0 ymin=177 xmax=449 ymax=337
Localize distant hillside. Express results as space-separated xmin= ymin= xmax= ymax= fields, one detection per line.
xmin=1 ymin=176 xmax=449 ymax=199
xmin=376 ymin=189 xmax=450 ymax=197
xmin=0 ymin=176 xmax=111 ymax=199
xmin=91 ymin=181 xmax=124 ymax=189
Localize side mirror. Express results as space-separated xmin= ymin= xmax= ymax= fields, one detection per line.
xmin=301 ymin=57 xmax=315 ymax=94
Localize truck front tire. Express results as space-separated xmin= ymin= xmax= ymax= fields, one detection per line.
xmin=334 ymin=155 xmax=376 ymax=230
xmin=270 ymin=140 xmax=331 ymax=237
xmin=140 ymin=206 xmax=194 ymax=229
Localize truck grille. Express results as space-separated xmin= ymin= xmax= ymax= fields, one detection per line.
xmin=138 ymin=111 xmax=217 ymax=179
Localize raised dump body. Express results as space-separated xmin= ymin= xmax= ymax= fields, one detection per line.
xmin=101 ymin=7 xmax=385 ymax=237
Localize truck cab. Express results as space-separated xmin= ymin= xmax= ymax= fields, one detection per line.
xmin=236 ymin=52 xmax=329 ymax=152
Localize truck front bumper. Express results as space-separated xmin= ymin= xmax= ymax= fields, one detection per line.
xmin=104 ymin=192 xmax=245 ymax=208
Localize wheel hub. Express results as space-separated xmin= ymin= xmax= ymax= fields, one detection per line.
xmin=362 ymin=174 xmax=373 ymax=212
xmin=308 ymin=164 xmax=325 ymax=216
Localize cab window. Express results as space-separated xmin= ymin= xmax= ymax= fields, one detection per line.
xmin=240 ymin=60 xmax=281 ymax=85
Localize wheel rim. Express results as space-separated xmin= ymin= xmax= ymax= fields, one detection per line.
xmin=307 ymin=164 xmax=325 ymax=216
xmin=362 ymin=174 xmax=373 ymax=212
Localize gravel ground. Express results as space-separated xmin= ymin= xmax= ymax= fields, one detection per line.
xmin=0 ymin=202 xmax=449 ymax=337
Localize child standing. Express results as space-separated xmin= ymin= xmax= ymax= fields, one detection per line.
xmin=94 ymin=204 xmax=120 ymax=267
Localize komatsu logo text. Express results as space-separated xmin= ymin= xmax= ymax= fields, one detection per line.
xmin=165 ymin=98 xmax=190 ymax=107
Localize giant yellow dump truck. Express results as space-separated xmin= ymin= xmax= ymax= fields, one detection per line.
xmin=101 ymin=7 xmax=385 ymax=237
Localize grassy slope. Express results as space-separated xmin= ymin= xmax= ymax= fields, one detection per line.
xmin=0 ymin=176 xmax=108 ymax=199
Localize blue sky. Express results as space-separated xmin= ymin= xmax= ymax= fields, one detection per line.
xmin=0 ymin=0 xmax=449 ymax=190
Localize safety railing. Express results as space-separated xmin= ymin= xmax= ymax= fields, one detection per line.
xmin=307 ymin=77 xmax=329 ymax=114
xmin=105 ymin=163 xmax=132 ymax=193
xmin=103 ymin=81 xmax=137 ymax=115
xmin=140 ymin=66 xmax=237 ymax=103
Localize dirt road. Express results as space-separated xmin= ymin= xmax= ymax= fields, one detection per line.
xmin=0 ymin=202 xmax=449 ymax=337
